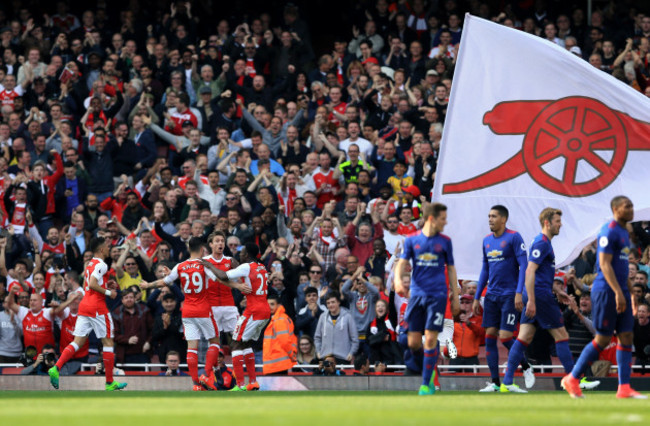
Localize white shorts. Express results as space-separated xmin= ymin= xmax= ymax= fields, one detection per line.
xmin=438 ymin=318 xmax=455 ymax=344
xmin=182 ymin=317 xmax=217 ymax=341
xmin=212 ymin=306 xmax=239 ymax=333
xmin=232 ymin=314 xmax=269 ymax=342
xmin=73 ymin=314 xmax=114 ymax=339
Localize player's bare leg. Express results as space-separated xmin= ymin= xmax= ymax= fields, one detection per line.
xmin=49 ymin=335 xmax=89 ymax=389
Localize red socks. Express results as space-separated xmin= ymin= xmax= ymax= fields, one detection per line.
xmin=56 ymin=343 xmax=79 ymax=370
xmin=244 ymin=351 xmax=257 ymax=383
xmin=103 ymin=349 xmax=115 ymax=383
xmin=187 ymin=350 xmax=199 ymax=384
xmin=232 ymin=350 xmax=245 ymax=387
xmin=205 ymin=344 xmax=220 ymax=373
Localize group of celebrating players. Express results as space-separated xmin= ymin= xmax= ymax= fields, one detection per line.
xmin=47 ymin=231 xmax=269 ymax=392
xmin=45 ymin=194 xmax=646 ymax=398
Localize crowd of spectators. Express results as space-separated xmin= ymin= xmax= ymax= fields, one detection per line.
xmin=0 ymin=0 xmax=650 ymax=377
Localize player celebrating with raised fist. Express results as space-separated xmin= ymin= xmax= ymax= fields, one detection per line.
xmin=210 ymin=243 xmax=271 ymax=391
xmin=142 ymin=237 xmax=250 ymax=391
xmin=394 ymin=202 xmax=460 ymax=396
xmin=48 ymin=237 xmax=126 ymax=391
xmin=563 ymin=196 xmax=646 ymax=399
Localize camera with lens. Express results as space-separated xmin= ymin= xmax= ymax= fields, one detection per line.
xmin=323 ymin=360 xmax=332 ymax=368
xmin=19 ymin=346 xmax=37 ymax=366
xmin=45 ymin=352 xmax=56 ymax=364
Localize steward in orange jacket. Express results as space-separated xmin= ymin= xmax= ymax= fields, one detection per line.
xmin=263 ymin=297 xmax=297 ymax=375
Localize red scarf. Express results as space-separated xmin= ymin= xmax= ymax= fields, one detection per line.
xmin=318 ymin=227 xmax=337 ymax=251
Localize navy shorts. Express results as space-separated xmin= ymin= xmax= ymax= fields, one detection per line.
xmin=520 ymin=293 xmax=564 ymax=330
xmin=591 ymin=289 xmax=634 ymax=336
xmin=405 ymin=294 xmax=447 ymax=333
xmin=482 ymin=293 xmax=519 ymax=332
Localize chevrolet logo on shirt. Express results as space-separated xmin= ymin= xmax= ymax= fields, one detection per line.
xmin=486 ymin=250 xmax=503 ymax=258
xmin=417 ymin=253 xmax=438 ymax=261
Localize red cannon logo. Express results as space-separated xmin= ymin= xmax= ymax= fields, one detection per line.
xmin=442 ymin=97 xmax=650 ymax=197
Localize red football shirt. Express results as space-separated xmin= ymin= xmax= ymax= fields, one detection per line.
xmin=226 ymin=262 xmax=271 ymax=320
xmin=78 ymin=258 xmax=109 ymax=316
xmin=203 ymin=255 xmax=235 ymax=307
xmin=164 ymin=259 xmax=216 ymax=318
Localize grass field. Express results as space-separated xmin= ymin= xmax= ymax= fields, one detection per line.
xmin=1 ymin=391 xmax=648 ymax=425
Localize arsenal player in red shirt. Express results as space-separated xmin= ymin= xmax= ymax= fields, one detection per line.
xmin=211 ymin=243 xmax=270 ymax=391
xmin=142 ymin=237 xmax=249 ymax=391
xmin=203 ymin=231 xmax=240 ymax=340
xmin=48 ymin=237 xmax=125 ymax=391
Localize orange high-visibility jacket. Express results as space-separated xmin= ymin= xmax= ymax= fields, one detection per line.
xmin=263 ymin=304 xmax=297 ymax=374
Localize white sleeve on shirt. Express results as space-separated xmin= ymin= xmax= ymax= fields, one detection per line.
xmin=91 ymin=261 xmax=108 ymax=282
xmin=204 ymin=267 xmax=216 ymax=281
xmin=17 ymin=306 xmax=29 ymax=323
xmin=163 ymin=264 xmax=180 ymax=285
xmin=226 ymin=263 xmax=251 ymax=280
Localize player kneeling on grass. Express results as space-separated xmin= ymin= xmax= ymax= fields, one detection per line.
xmin=48 ymin=237 xmax=126 ymax=391
xmin=210 ymin=243 xmax=271 ymax=391
xmin=141 ymin=237 xmax=250 ymax=391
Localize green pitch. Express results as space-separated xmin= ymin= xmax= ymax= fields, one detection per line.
xmin=1 ymin=391 xmax=648 ymax=425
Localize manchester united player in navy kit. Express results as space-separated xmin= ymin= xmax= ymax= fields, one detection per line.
xmin=395 ymin=202 xmax=460 ymax=395
xmin=474 ymin=205 xmax=535 ymax=392
xmin=563 ymin=196 xmax=647 ymax=399
xmin=500 ymin=207 xmax=576 ymax=393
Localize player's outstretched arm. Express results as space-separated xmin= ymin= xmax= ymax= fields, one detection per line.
xmin=598 ymin=251 xmax=626 ymax=313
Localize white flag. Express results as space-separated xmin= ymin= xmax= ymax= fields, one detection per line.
xmin=432 ymin=14 xmax=650 ymax=279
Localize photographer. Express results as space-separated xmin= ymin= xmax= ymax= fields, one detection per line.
xmin=21 ymin=344 xmax=57 ymax=375
xmin=313 ymin=354 xmax=343 ymax=376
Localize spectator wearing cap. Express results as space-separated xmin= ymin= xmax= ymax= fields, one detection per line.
xmin=165 ymin=92 xmax=199 ymax=136
xmin=152 ymin=293 xmax=186 ymax=363
xmin=450 ymin=294 xmax=485 ymax=372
